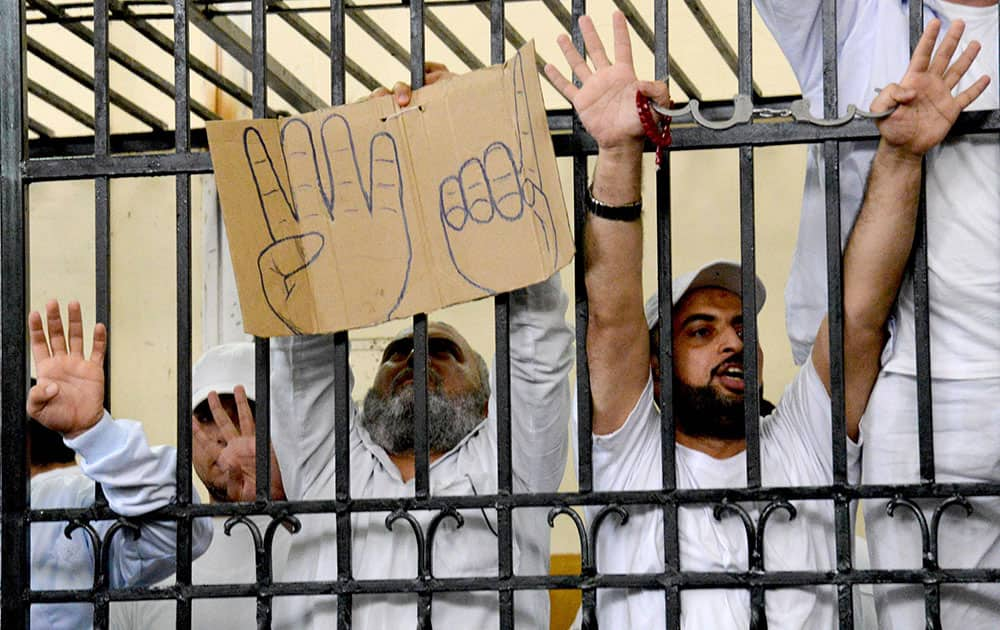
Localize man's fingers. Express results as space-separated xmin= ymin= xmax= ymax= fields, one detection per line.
xmin=871 ymin=83 xmax=914 ymax=113
xmin=929 ymin=19 xmax=964 ymax=77
xmin=906 ymin=19 xmax=941 ymax=77
xmin=29 ymin=310 xmax=50 ymax=366
xmin=392 ymin=81 xmax=412 ymax=106
xmin=579 ymin=15 xmax=611 ymax=69
xmin=90 ymin=323 xmax=107 ymax=367
xmin=244 ymin=127 xmax=295 ymax=242
xmin=556 ymin=33 xmax=591 ymax=82
xmin=424 ymin=61 xmax=450 ymax=74
xmin=234 ymin=385 xmax=256 ymax=439
xmin=955 ymin=75 xmax=991 ymax=111
xmin=611 ymin=11 xmax=633 ymax=69
xmin=208 ymin=391 xmax=240 ymax=441
xmin=27 ymin=381 xmax=58 ymax=417
xmin=45 ymin=300 xmax=67 ymax=356
xmin=280 ymin=119 xmax=329 ymax=220
xmin=943 ymin=41 xmax=982 ymax=90
xmin=544 ymin=63 xmax=578 ymax=103
xmin=638 ymin=80 xmax=671 ymax=109
xmin=67 ymin=301 xmax=85 ymax=357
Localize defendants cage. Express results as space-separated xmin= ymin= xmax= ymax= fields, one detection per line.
xmin=3 ymin=0 xmax=1000 ymax=628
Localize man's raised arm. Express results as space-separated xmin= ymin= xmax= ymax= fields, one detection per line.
xmin=545 ymin=12 xmax=670 ymax=435
xmin=811 ymin=19 xmax=990 ymax=441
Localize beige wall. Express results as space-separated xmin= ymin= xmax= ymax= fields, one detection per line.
xmin=26 ymin=2 xmax=807 ymax=554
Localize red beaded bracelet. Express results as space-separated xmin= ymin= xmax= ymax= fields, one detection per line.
xmin=636 ymin=91 xmax=672 ymax=168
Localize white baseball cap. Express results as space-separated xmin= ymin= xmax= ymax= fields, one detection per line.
xmin=644 ymin=260 xmax=767 ymax=331
xmin=191 ymin=342 xmax=256 ymax=410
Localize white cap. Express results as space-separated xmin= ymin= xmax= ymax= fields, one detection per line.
xmin=191 ymin=342 xmax=256 ymax=410
xmin=644 ymin=260 xmax=767 ymax=331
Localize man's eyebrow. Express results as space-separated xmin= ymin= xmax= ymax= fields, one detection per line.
xmin=679 ymin=313 xmax=717 ymax=329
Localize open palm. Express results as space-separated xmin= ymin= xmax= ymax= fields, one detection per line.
xmin=28 ymin=301 xmax=106 ymax=437
xmin=876 ymin=19 xmax=990 ymax=157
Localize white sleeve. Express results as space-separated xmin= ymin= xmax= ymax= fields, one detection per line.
xmin=763 ymin=358 xmax=861 ymax=484
xmin=505 ymin=273 xmax=574 ymax=493
xmin=65 ymin=413 xmax=213 ymax=588
xmin=589 ymin=376 xmax=662 ymax=492
xmin=753 ymin=0 xmax=876 ymax=106
xmin=270 ymin=335 xmax=355 ymax=500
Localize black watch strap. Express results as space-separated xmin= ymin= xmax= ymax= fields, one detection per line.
xmin=586 ymin=190 xmax=642 ymax=222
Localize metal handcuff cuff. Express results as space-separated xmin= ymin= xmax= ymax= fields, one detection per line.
xmin=635 ymin=91 xmax=899 ymax=167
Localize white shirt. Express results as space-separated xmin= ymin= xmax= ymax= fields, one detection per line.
xmin=754 ymin=0 xmax=1000 ymax=377
xmin=584 ymin=359 xmax=861 ymax=629
xmin=269 ymin=275 xmax=573 ymax=629
xmin=110 ymin=515 xmax=294 ymax=630
xmin=28 ymin=414 xmax=213 ymax=630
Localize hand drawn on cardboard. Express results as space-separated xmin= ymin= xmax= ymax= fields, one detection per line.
xmin=439 ymin=52 xmax=557 ymax=294
xmin=246 ymin=115 xmax=411 ymax=334
xmin=207 ymin=41 xmax=573 ymax=337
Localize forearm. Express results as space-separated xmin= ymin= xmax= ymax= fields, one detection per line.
xmin=66 ymin=415 xmax=213 ymax=586
xmin=508 ymin=274 xmax=573 ymax=492
xmin=585 ymin=145 xmax=650 ymax=435
xmin=843 ymin=140 xmax=921 ymax=332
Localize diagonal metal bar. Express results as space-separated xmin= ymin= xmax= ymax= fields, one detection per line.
xmin=343 ymin=1 xmax=485 ymax=73
xmin=539 ymin=0 xmax=572 ymax=31
xmin=28 ymin=117 xmax=55 ymax=137
xmin=271 ymin=0 xmax=381 ymax=91
xmin=178 ymin=1 xmax=328 ymax=112
xmin=107 ymin=0 xmax=285 ymax=118
xmin=610 ymin=0 xmax=701 ymax=100
xmin=473 ymin=3 xmax=557 ymax=86
xmin=27 ymin=78 xmax=95 ymax=129
xmin=27 ymin=37 xmax=168 ymax=130
xmin=27 ymin=0 xmax=220 ymax=122
xmin=683 ymin=0 xmax=762 ymax=98
xmin=424 ymin=9 xmax=485 ymax=70
xmin=346 ymin=0 xmax=410 ymax=67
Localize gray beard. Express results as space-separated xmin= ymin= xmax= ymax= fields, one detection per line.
xmin=361 ymin=384 xmax=487 ymax=454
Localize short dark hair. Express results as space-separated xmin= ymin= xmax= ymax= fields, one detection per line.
xmin=28 ymin=378 xmax=76 ymax=466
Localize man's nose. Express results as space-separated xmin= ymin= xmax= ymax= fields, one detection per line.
xmin=720 ymin=326 xmax=743 ymax=354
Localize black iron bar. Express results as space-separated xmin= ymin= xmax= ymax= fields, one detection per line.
xmin=610 ymin=0 xmax=700 ymax=102
xmin=819 ymin=1 xmax=853 ymax=629
xmin=27 ymin=78 xmax=96 ymax=130
xmin=682 ymin=0 xmax=762 ymax=98
xmin=27 ymin=0 xmax=220 ymax=123
xmin=0 ymin=0 xmax=30 ymax=627
xmin=27 ymin=37 xmax=168 ymax=131
xmin=271 ymin=0 xmax=380 ymax=92
xmin=180 ymin=0 xmax=327 ymax=113
xmin=108 ymin=0 xmax=285 ymax=119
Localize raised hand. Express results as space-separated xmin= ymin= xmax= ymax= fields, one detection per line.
xmin=28 ymin=301 xmax=106 ymax=438
xmin=198 ymin=386 xmax=285 ymax=502
xmin=874 ymin=19 xmax=990 ymax=158
xmin=544 ymin=12 xmax=671 ymax=152
xmin=248 ymin=109 xmax=411 ymax=333
xmin=439 ymin=49 xmax=559 ymax=293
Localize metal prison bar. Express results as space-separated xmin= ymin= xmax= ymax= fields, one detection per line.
xmin=5 ymin=1 xmax=1000 ymax=629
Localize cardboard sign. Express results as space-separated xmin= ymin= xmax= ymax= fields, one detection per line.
xmin=206 ymin=42 xmax=572 ymax=336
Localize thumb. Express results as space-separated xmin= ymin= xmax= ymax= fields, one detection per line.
xmin=638 ymin=80 xmax=672 ymax=110
xmin=873 ymin=83 xmax=915 ymax=114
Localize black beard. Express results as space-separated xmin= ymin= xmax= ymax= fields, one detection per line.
xmin=673 ymin=377 xmax=747 ymax=441
xmin=361 ymin=383 xmax=487 ymax=454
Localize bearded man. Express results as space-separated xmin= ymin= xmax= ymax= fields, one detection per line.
xmin=545 ymin=11 xmax=987 ymax=629
xmin=268 ymin=271 xmax=572 ymax=629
